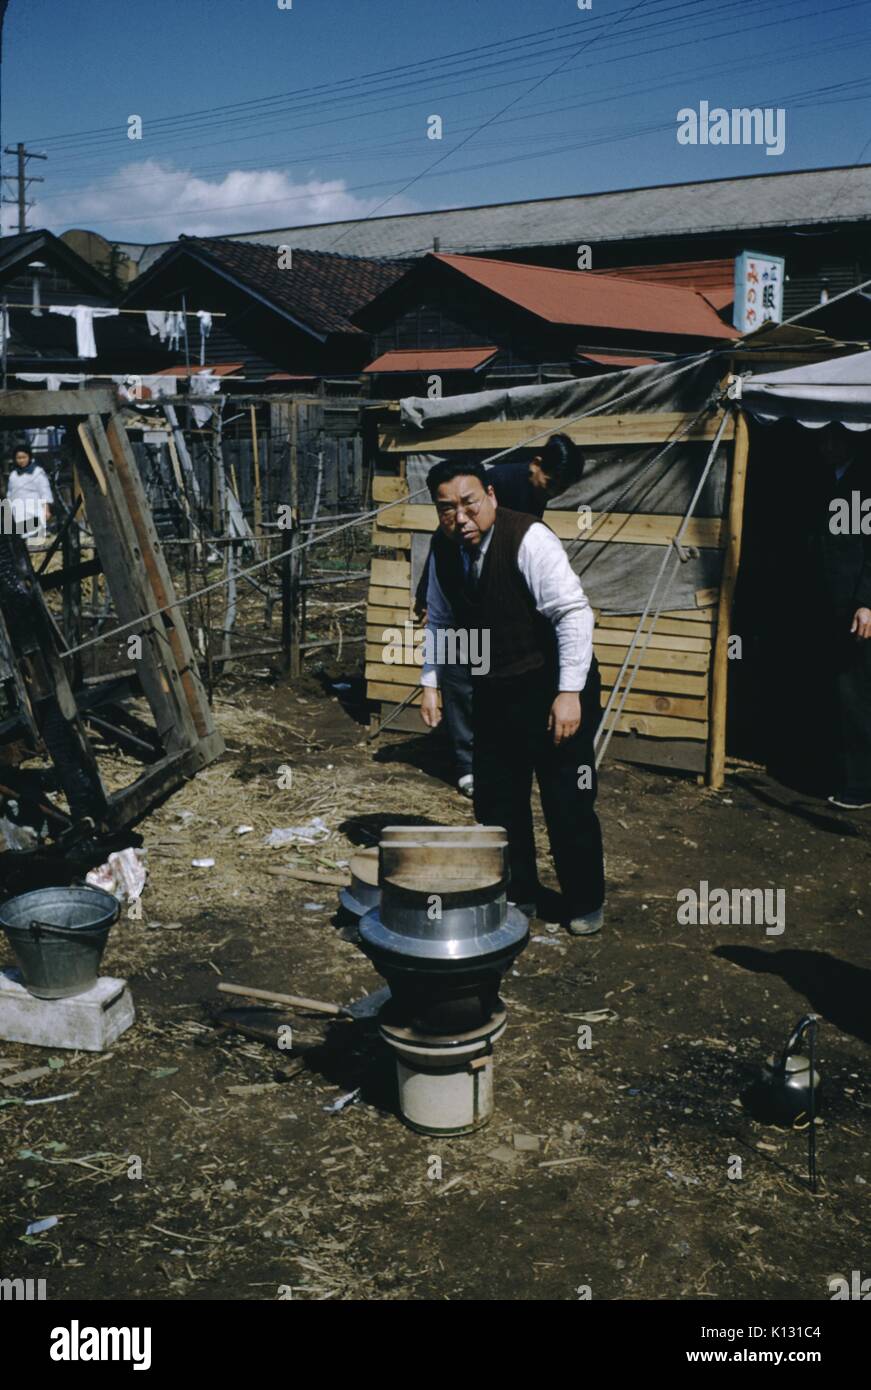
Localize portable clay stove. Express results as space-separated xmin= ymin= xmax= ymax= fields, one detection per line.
xmin=358 ymin=826 xmax=528 ymax=1136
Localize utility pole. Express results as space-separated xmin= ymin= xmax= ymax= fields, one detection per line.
xmin=2 ymin=142 xmax=46 ymax=232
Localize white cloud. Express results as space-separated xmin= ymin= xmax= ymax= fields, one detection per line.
xmin=16 ymin=159 xmax=417 ymax=242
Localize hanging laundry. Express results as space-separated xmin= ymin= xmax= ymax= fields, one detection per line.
xmin=165 ymin=311 xmax=185 ymax=351
xmin=190 ymin=369 xmax=221 ymax=426
xmin=196 ymin=310 xmax=213 ymax=366
xmin=49 ymin=304 xmax=120 ymax=359
xmin=0 ymin=308 xmax=10 ymax=351
xmin=15 ymin=372 xmax=87 ymax=390
xmin=145 ymin=309 xmax=169 ymax=341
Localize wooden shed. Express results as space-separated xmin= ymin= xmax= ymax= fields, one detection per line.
xmin=363 ymin=332 xmax=868 ymax=786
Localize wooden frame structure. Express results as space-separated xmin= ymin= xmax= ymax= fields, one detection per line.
xmin=364 ymin=402 xmax=747 ymax=786
xmin=0 ymin=389 xmax=223 ymax=843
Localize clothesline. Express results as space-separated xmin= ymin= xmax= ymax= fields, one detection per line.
xmin=0 ymin=303 xmax=226 ymax=317
xmin=2 ymin=303 xmax=224 ymax=362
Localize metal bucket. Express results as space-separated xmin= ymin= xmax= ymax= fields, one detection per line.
xmin=0 ymin=886 xmax=120 ymax=1000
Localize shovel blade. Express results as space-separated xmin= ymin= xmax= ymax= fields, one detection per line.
xmin=345 ymin=985 xmax=391 ymax=1019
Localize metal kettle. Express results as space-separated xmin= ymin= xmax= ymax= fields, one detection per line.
xmin=758 ymin=1014 xmax=822 ymax=1126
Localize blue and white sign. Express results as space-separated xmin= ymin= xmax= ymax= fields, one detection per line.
xmin=734 ymin=251 xmax=785 ymax=334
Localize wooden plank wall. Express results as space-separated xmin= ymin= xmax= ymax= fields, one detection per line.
xmin=366 ymin=411 xmax=733 ymax=751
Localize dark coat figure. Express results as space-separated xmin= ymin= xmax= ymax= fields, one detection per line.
xmin=806 ymin=429 xmax=871 ymax=805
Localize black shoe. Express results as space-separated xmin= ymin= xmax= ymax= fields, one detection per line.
xmin=566 ymin=906 xmax=604 ymax=936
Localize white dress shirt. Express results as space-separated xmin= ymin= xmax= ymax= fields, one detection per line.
xmin=421 ymin=520 xmax=594 ymax=691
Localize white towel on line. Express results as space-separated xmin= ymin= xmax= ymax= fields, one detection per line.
xmin=196 ymin=310 xmax=213 ymax=365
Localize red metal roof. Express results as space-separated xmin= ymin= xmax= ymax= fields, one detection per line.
xmin=155 ymin=363 xmax=244 ymax=376
xmin=578 ymin=352 xmax=658 ymax=368
xmin=592 ymin=259 xmax=735 ymax=314
xmin=363 ymin=346 xmax=498 ymax=374
xmin=433 ymin=254 xmax=735 ymax=340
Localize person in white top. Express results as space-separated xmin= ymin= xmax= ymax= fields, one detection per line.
xmin=5 ymin=445 xmax=53 ymax=546
xmin=419 ymin=458 xmax=605 ymax=936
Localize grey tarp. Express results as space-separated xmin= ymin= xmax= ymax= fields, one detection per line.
xmin=740 ymin=349 xmax=871 ymax=429
xmin=400 ymin=353 xmax=729 ymax=613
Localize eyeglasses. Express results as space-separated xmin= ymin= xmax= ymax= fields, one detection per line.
xmin=436 ymin=496 xmax=487 ymax=521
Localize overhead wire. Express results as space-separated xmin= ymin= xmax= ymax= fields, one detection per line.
xmin=33 ymin=35 xmax=871 ymax=205
xmin=31 ymin=0 xmax=735 ymax=154
xmin=57 ymin=354 xmax=716 ymax=662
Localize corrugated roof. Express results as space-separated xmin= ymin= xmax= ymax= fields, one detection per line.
xmin=120 ymin=164 xmax=871 ymax=270
xmin=432 ymin=254 xmax=735 ymax=339
xmin=363 ymin=346 xmax=498 ymax=373
xmin=133 ymin=236 xmax=411 ymax=337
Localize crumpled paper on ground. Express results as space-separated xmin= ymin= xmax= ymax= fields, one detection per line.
xmin=0 ymin=816 xmax=39 ymax=852
xmin=86 ymin=847 xmax=147 ymax=902
xmin=264 ymin=818 xmax=330 ymax=848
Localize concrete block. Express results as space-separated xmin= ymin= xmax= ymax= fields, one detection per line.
xmin=0 ymin=970 xmax=134 ymax=1052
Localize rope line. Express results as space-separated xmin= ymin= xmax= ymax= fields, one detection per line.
xmin=594 ymin=407 xmax=733 ymax=765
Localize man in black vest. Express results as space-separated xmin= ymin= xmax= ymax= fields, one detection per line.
xmin=413 ymin=435 xmax=585 ymax=799
xmin=419 ymin=459 xmax=605 ymax=935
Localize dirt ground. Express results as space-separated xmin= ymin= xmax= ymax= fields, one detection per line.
xmin=1 ymin=667 xmax=869 ymax=1302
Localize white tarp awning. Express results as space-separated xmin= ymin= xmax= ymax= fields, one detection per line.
xmin=740 ymin=349 xmax=871 ymax=429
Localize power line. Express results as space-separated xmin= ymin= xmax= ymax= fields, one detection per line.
xmin=28 ymin=72 xmax=871 ymax=234
xmin=30 ymin=33 xmax=871 ymax=208
xmin=31 ymin=0 xmax=723 ymax=153
xmin=32 ymin=0 xmax=783 ymax=167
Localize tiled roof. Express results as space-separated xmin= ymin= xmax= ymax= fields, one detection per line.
xmin=432 ymin=254 xmax=735 ymax=340
xmin=124 ymin=164 xmax=871 ymax=269
xmin=363 ymin=347 xmax=498 ymax=373
xmin=160 ymin=236 xmax=411 ymax=337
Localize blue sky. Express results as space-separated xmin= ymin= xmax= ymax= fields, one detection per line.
xmin=1 ymin=0 xmax=868 ymax=243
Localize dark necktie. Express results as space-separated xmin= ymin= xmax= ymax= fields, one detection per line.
xmin=462 ymin=546 xmax=478 ymax=597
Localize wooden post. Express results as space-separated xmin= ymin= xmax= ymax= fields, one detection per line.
xmin=61 ymin=496 xmax=83 ymax=691
xmin=250 ymin=404 xmax=262 ymax=538
xmin=96 ymin=412 xmax=214 ymax=745
xmin=210 ymin=420 xmax=221 ymax=533
xmin=707 ymin=408 xmax=750 ymax=789
xmin=282 ymin=399 xmax=302 ymax=677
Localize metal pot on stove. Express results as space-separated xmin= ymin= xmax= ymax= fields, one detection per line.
xmin=358 ymin=826 xmax=528 ymax=1031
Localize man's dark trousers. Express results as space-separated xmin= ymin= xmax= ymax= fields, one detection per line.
xmin=440 ymin=661 xmax=473 ymax=779
xmin=471 ymin=658 xmax=604 ymax=916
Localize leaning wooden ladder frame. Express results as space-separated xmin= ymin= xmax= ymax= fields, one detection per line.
xmin=0 ymin=388 xmax=224 ymax=838
xmin=363 ymin=402 xmax=751 ymax=789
